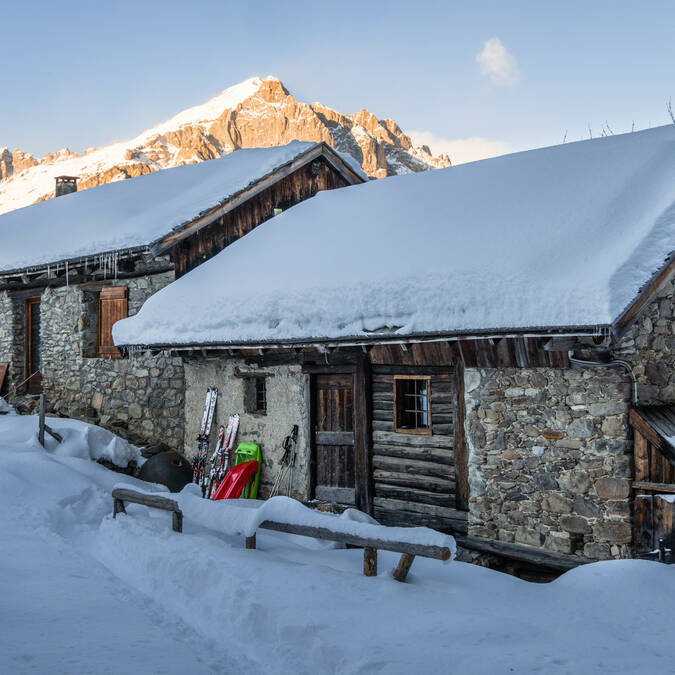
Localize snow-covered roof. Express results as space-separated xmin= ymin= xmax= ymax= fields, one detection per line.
xmin=0 ymin=141 xmax=364 ymax=273
xmin=113 ymin=125 xmax=675 ymax=347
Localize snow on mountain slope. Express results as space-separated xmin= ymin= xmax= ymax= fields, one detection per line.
xmin=0 ymin=77 xmax=450 ymax=215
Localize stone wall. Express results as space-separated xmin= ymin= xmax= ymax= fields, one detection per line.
xmin=0 ymin=291 xmax=23 ymax=395
xmin=38 ymin=272 xmax=184 ymax=449
xmin=614 ymin=276 xmax=675 ymax=404
xmin=465 ymin=367 xmax=633 ymax=560
xmin=184 ymin=358 xmax=310 ymax=500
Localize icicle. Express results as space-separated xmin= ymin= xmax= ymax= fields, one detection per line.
xmin=65 ymin=261 xmax=69 ymax=288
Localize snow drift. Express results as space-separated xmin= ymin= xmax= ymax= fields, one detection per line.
xmin=113 ymin=125 xmax=675 ymax=347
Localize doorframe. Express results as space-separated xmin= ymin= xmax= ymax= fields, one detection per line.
xmin=304 ymin=358 xmax=373 ymax=515
xmin=25 ymin=296 xmax=43 ymax=393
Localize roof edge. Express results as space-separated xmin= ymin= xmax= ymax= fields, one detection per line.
xmin=117 ymin=324 xmax=609 ymax=353
xmin=612 ymin=254 xmax=675 ymax=339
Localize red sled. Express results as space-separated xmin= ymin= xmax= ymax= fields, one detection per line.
xmin=212 ymin=460 xmax=259 ymax=500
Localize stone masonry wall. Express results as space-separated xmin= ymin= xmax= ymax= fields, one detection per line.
xmin=614 ymin=276 xmax=675 ymax=404
xmin=184 ymin=359 xmax=310 ymax=501
xmin=465 ymin=367 xmax=633 ymax=560
xmin=0 ymin=291 xmax=23 ymax=395
xmin=39 ymin=272 xmax=185 ymax=449
xmin=464 ymin=282 xmax=674 ymax=561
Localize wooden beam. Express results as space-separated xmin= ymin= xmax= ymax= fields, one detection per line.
xmin=632 ymin=481 xmax=675 ymax=494
xmin=354 ymin=356 xmax=374 ymax=515
xmin=111 ymin=488 xmax=183 ymax=533
xmin=613 ymin=257 xmax=675 ymax=338
xmin=257 ymin=520 xmax=451 ymax=560
xmin=152 ymin=144 xmax=364 ymax=257
xmin=629 ymin=408 xmax=664 ymax=451
xmin=392 ymin=553 xmax=415 ymax=582
xmin=363 ymin=547 xmax=378 ymax=576
xmin=457 ymin=535 xmax=592 ymax=570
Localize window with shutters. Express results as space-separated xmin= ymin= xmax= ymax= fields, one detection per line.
xmin=97 ymin=287 xmax=128 ymax=358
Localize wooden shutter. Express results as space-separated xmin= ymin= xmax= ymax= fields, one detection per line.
xmin=97 ymin=287 xmax=128 ymax=358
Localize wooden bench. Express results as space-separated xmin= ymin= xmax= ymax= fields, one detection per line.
xmin=246 ymin=521 xmax=452 ymax=582
xmin=110 ymin=488 xmax=451 ymax=581
xmin=112 ymin=488 xmax=183 ymax=533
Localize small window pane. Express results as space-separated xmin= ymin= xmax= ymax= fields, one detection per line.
xmin=394 ymin=377 xmax=431 ymax=433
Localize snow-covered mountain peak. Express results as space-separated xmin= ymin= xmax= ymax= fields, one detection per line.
xmin=0 ymin=77 xmax=451 ymax=215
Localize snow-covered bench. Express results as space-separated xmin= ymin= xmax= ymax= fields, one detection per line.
xmin=112 ymin=488 xmax=183 ymax=533
xmin=111 ymin=488 xmax=453 ymax=582
xmin=245 ymin=521 xmax=452 ymax=581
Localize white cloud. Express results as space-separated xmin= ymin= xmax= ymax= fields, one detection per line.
xmin=476 ymin=37 xmax=521 ymax=86
xmin=410 ymin=130 xmax=511 ymax=165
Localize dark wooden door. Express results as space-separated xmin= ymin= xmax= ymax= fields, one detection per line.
xmin=25 ymin=298 xmax=42 ymax=393
xmin=312 ymin=373 xmax=356 ymax=505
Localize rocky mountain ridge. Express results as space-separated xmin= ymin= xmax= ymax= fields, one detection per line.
xmin=0 ymin=76 xmax=451 ymax=215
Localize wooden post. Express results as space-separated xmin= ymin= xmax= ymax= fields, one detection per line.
xmin=363 ymin=547 xmax=377 ymax=576
xmin=38 ymin=393 xmax=45 ymax=447
xmin=246 ymin=534 xmax=257 ymax=550
xmin=658 ymin=538 xmax=666 ymax=563
xmin=172 ymin=511 xmax=183 ymax=533
xmin=392 ymin=553 xmax=415 ymax=582
xmin=113 ymin=498 xmax=126 ymax=518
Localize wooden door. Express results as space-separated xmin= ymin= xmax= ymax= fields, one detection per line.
xmin=25 ymin=298 xmax=42 ymax=393
xmin=312 ymin=373 xmax=356 ymax=505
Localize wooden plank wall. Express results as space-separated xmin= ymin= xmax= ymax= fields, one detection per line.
xmin=370 ymin=365 xmax=464 ymax=532
xmin=171 ymin=158 xmax=350 ymax=277
xmin=634 ymin=428 xmax=675 ymax=485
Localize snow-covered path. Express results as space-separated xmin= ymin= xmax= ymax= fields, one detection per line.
xmin=1 ymin=412 xmax=674 ymax=674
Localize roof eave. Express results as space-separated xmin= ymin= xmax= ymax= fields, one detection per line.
xmin=117 ymin=323 xmax=610 ymax=354
xmin=611 ymin=253 xmax=675 ymax=340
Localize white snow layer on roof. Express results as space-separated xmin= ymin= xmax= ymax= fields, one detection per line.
xmin=0 ymin=142 xmax=320 ymax=271
xmin=113 ymin=125 xmax=675 ymax=346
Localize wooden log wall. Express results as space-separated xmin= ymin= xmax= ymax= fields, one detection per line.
xmin=370 ymin=364 xmax=466 ymax=533
xmin=171 ymin=158 xmax=350 ymax=277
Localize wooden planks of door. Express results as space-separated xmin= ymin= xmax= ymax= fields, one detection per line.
xmin=313 ymin=373 xmax=356 ymax=504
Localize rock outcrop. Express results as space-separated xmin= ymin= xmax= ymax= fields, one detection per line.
xmin=0 ymin=76 xmax=451 ymax=214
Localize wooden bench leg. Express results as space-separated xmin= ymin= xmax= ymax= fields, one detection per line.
xmin=113 ymin=498 xmax=126 ymax=518
xmin=364 ymin=547 xmax=377 ymax=576
xmin=246 ymin=534 xmax=257 ymax=550
xmin=172 ymin=510 xmax=183 ymax=533
xmin=393 ymin=553 xmax=415 ymax=582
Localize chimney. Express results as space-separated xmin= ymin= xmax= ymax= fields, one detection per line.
xmin=55 ymin=175 xmax=78 ymax=197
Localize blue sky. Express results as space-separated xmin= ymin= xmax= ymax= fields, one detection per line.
xmin=2 ymin=0 xmax=674 ymax=163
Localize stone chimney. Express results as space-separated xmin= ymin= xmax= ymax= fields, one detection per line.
xmin=55 ymin=175 xmax=78 ymax=197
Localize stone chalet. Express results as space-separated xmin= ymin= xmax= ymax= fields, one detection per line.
xmin=115 ymin=125 xmax=675 ymax=576
xmin=0 ymin=142 xmax=365 ymax=449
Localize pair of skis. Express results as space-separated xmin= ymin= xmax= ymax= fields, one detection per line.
xmin=205 ymin=414 xmax=240 ymax=499
xmin=192 ymin=387 xmax=218 ymax=490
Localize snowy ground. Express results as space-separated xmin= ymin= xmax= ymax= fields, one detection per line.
xmin=1 ymin=411 xmax=674 ymax=674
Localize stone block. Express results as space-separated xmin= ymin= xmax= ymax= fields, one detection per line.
xmin=128 ymin=403 xmax=143 ymax=419
xmin=559 ymin=515 xmax=591 ymax=534
xmin=533 ymin=472 xmax=558 ymax=490
xmin=541 ymin=493 xmax=573 ymax=513
xmin=515 ymin=526 xmax=543 ymax=547
xmin=594 ymin=477 xmax=630 ymax=500
xmin=545 ymin=531 xmax=572 ymax=554
xmin=584 ymin=542 xmax=611 ymax=560
xmin=567 ymin=418 xmax=595 ymax=438
xmin=592 ymin=520 xmax=632 ymax=543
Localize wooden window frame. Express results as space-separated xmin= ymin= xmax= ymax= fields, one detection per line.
xmin=97 ymin=286 xmax=128 ymax=359
xmin=393 ymin=374 xmax=432 ymax=435
xmin=244 ymin=376 xmax=267 ymax=415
